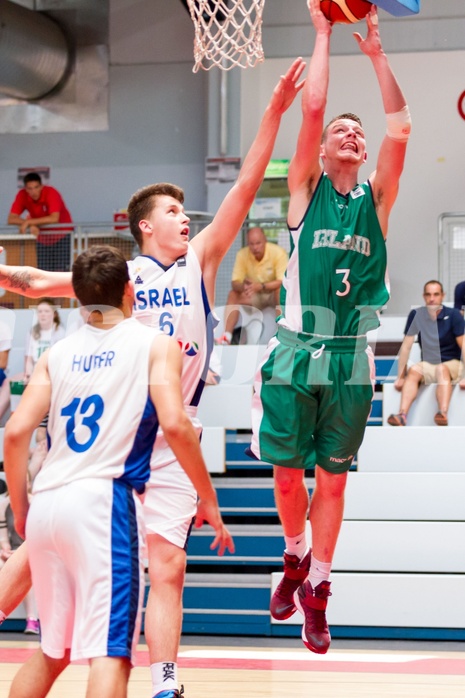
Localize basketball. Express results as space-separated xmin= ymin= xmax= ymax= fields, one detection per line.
xmin=320 ymin=0 xmax=373 ymax=24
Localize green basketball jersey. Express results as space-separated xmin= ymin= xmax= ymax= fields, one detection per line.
xmin=280 ymin=173 xmax=389 ymax=337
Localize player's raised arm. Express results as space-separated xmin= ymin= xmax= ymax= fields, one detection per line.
xmin=0 ymin=260 xmax=74 ymax=299
xmin=192 ymin=57 xmax=306 ymax=277
xmin=354 ymin=7 xmax=411 ymax=235
xmin=287 ymin=0 xmax=332 ymax=227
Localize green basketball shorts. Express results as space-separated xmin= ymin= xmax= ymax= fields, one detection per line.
xmin=249 ymin=325 xmax=375 ymax=474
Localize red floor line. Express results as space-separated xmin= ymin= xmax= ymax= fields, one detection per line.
xmin=175 ymin=657 xmax=465 ymax=676
xmin=1 ymin=648 xmax=464 ymax=676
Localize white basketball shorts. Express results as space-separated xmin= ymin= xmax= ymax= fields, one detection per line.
xmin=144 ymin=407 xmax=201 ymax=549
xmin=26 ymin=477 xmax=145 ymax=663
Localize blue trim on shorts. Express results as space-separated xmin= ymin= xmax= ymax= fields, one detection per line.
xmin=108 ymin=481 xmax=140 ymax=658
xmin=122 ymin=394 xmax=159 ymax=494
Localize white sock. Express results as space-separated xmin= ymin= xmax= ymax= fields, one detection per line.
xmin=0 ymin=611 xmax=5 ymax=625
xmin=150 ymin=661 xmax=178 ymax=696
xmin=224 ymin=331 xmax=232 ymax=342
xmin=309 ymin=556 xmax=332 ymax=590
xmin=284 ymin=532 xmax=307 ymax=560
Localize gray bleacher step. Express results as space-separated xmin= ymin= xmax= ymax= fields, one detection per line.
xmin=188 ymin=524 xmax=285 ymax=564
xmin=224 ymin=432 xmax=267 ymax=468
xmin=213 ymin=477 xmax=315 ymax=486
xmin=183 ymin=573 xmax=272 ymax=620
xmin=191 ymin=523 xmax=283 ymax=536
xmin=212 ymin=476 xmax=315 ymax=515
xmin=213 ymin=477 xmax=275 ymax=485
xmin=185 ymin=573 xmax=270 ymax=587
xmin=214 ymin=478 xmax=275 ymax=515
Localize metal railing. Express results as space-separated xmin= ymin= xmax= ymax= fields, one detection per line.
xmin=0 ymin=210 xmax=215 ymax=256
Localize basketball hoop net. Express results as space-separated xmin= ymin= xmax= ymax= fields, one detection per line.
xmin=187 ymin=0 xmax=265 ymax=72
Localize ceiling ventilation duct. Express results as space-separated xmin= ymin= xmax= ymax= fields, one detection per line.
xmin=0 ymin=1 xmax=71 ymax=100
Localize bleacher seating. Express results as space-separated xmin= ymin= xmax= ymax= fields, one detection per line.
xmin=383 ymin=381 xmax=465 ymax=426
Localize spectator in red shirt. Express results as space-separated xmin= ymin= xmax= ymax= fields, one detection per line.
xmin=8 ymin=172 xmax=73 ymax=271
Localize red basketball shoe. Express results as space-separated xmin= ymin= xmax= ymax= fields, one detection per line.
xmin=294 ymin=579 xmax=332 ymax=654
xmin=270 ymin=549 xmax=311 ymax=621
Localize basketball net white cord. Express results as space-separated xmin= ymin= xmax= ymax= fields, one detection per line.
xmin=187 ymin=0 xmax=265 ymax=72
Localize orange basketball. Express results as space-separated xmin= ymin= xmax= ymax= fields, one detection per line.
xmin=320 ymin=0 xmax=373 ymax=24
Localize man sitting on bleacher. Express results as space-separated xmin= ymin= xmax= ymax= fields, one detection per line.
xmin=216 ymin=227 xmax=288 ymax=345
xmin=388 ymin=280 xmax=465 ymax=427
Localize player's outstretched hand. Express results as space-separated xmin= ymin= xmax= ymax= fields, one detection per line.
xmin=353 ymin=6 xmax=382 ymax=57
xmin=195 ymin=496 xmax=235 ymax=556
xmin=308 ymin=0 xmax=332 ymax=33
xmin=270 ymin=57 xmax=306 ymax=115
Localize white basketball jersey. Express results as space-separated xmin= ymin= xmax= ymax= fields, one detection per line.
xmin=33 ymin=318 xmax=158 ymax=495
xmin=128 ymin=244 xmax=215 ymax=408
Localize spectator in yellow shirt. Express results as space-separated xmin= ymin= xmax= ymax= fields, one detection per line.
xmin=217 ymin=226 xmax=288 ymax=344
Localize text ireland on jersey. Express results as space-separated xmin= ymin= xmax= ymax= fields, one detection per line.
xmin=312 ymin=229 xmax=371 ymax=257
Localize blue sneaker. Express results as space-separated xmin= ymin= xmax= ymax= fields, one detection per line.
xmin=153 ymin=687 xmax=184 ymax=698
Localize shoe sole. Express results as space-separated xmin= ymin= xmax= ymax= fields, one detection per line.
xmin=293 ymin=590 xmax=330 ymax=655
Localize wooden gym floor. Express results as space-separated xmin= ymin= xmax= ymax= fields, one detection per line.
xmin=1 ymin=632 xmax=464 ymax=697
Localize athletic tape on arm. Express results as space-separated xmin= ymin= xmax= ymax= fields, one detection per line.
xmin=386 ymin=105 xmax=411 ymax=142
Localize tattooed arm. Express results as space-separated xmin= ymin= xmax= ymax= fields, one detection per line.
xmin=0 ymin=265 xmax=74 ymax=298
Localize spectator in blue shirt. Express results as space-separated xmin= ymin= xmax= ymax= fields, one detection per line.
xmin=453 ymin=280 xmax=465 ymax=315
xmin=388 ymin=280 xmax=465 ymax=426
